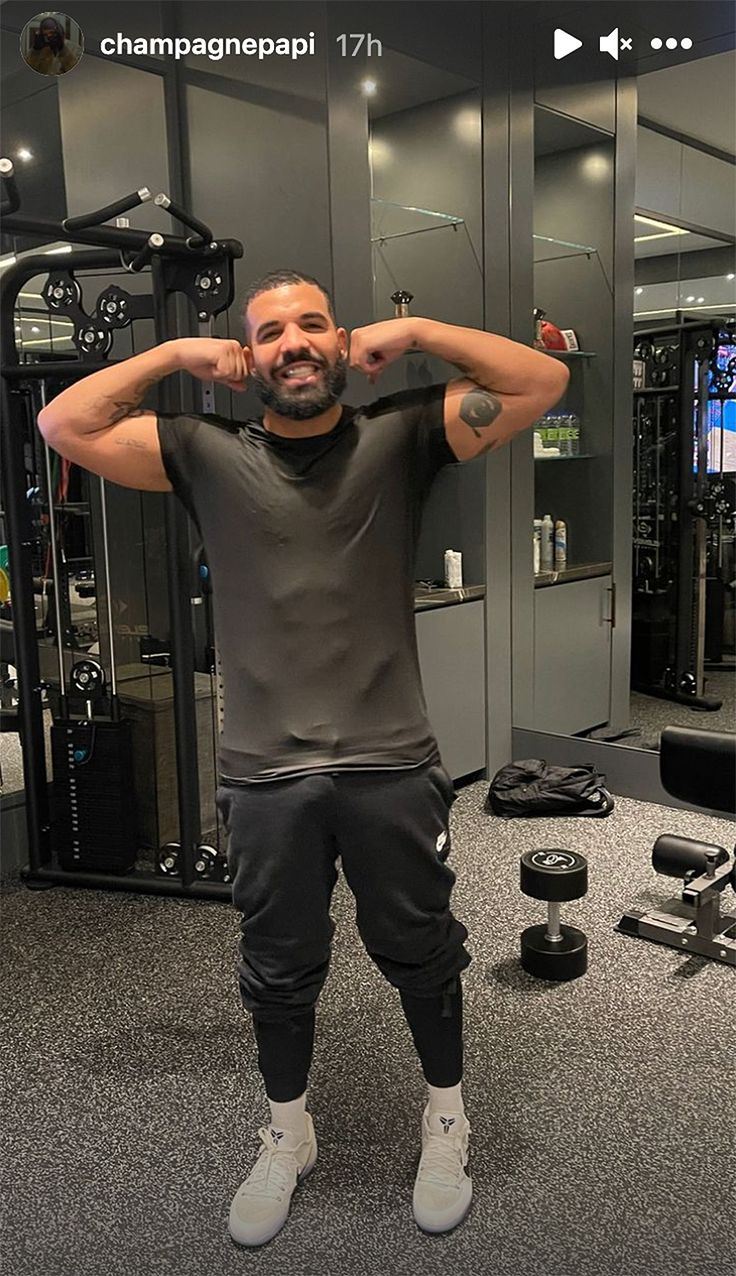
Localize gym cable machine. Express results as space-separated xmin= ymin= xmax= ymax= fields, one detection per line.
xmin=0 ymin=156 xmax=242 ymax=899
xmin=631 ymin=317 xmax=736 ymax=709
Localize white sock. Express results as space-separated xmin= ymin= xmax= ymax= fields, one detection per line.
xmin=427 ymin=1082 xmax=464 ymax=1116
xmin=268 ymin=1091 xmax=308 ymax=1137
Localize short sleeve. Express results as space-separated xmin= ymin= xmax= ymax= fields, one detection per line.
xmin=156 ymin=413 xmax=212 ymax=530
xmin=412 ymin=383 xmax=458 ymax=487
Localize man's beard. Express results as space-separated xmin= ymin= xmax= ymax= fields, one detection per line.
xmin=250 ymin=354 xmax=348 ymax=420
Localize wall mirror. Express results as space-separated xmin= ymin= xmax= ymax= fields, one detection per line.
xmin=363 ymin=2 xmax=485 ymax=592
xmin=517 ymin=59 xmax=735 ymax=760
xmin=628 ymin=56 xmax=735 ymax=753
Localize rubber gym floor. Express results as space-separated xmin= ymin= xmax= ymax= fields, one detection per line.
xmin=2 ymin=780 xmax=734 ymax=1276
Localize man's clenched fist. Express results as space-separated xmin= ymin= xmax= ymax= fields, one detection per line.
xmin=173 ymin=338 xmax=249 ymax=391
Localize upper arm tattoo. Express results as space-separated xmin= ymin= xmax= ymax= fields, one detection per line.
xmin=105 ymin=377 xmax=158 ymax=426
xmin=108 ymin=401 xmax=149 ymax=425
xmin=459 ymin=387 xmax=502 ymax=438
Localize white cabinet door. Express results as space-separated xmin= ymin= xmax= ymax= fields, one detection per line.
xmin=415 ymin=601 xmax=486 ymax=779
xmin=533 ymin=576 xmax=612 ymax=734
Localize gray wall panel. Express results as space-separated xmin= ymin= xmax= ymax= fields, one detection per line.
xmin=636 ymin=125 xmax=736 ymax=235
xmin=184 ymin=80 xmax=332 ymax=421
xmin=59 ymin=57 xmax=171 ymax=229
xmin=370 ymin=87 xmax=485 ymax=586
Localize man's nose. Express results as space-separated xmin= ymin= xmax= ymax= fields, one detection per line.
xmin=279 ymin=325 xmax=313 ymax=353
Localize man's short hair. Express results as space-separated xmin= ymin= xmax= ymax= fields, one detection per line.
xmin=241 ymin=270 xmax=336 ymax=340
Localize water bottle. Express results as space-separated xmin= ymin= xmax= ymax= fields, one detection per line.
xmin=554 ymin=520 xmax=567 ymax=570
xmin=540 ymin=514 xmax=554 ymax=571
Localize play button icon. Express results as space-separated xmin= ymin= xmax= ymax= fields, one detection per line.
xmin=554 ymin=28 xmax=583 ymax=59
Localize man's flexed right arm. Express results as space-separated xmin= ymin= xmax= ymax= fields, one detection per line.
xmin=36 ymin=339 xmax=249 ymax=492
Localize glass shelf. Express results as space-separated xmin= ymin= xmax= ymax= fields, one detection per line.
xmin=371 ymin=197 xmax=465 ymax=244
xmin=544 ymin=349 xmax=597 ymax=359
xmin=533 ymin=233 xmax=612 ymax=296
xmin=533 ymin=233 xmax=597 ymax=263
xmin=535 ymin=453 xmax=595 ymax=461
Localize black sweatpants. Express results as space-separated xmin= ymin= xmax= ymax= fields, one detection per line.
xmin=216 ymin=762 xmax=472 ymax=1101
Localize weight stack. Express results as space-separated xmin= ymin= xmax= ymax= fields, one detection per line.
xmin=51 ymin=718 xmax=138 ymax=873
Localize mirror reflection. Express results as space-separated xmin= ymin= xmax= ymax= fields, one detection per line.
xmin=630 ymin=54 xmax=735 ymax=751
xmin=526 ymin=107 xmax=616 ymax=739
xmin=521 ymin=52 xmax=735 ymax=756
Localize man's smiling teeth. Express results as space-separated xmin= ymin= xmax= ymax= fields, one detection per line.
xmin=281 ymin=363 xmax=320 ymax=379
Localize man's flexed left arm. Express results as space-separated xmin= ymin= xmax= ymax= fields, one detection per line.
xmin=348 ymin=317 xmax=569 ymax=462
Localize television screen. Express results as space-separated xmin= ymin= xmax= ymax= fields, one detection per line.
xmin=693 ymin=344 xmax=736 ymax=473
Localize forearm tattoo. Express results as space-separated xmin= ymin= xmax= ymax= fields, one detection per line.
xmin=459 ymin=387 xmax=502 ymax=438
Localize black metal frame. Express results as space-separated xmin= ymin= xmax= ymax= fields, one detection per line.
xmin=631 ymin=317 xmax=735 ymax=709
xmin=0 ymin=162 xmax=242 ymax=899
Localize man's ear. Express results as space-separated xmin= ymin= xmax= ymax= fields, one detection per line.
xmin=337 ymin=327 xmax=349 ymax=358
xmin=242 ymin=344 xmax=254 ymax=375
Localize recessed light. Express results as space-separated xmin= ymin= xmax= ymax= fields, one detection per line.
xmin=635 ymin=287 xmax=643 ymax=295
xmin=361 ymin=79 xmax=377 ymax=96
xmin=727 ymin=273 xmax=735 ymax=281
xmin=697 ymin=297 xmax=704 ymax=303
xmin=17 ymin=148 xmax=33 ymax=162
xmin=686 ymin=296 xmax=695 ymax=302
xmin=30 ymin=326 xmax=40 ymax=334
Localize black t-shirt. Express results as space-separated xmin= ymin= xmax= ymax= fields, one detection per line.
xmin=157 ymin=382 xmax=458 ymax=783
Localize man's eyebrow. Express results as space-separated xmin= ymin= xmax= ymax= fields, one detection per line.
xmin=255 ymin=312 xmax=328 ymax=340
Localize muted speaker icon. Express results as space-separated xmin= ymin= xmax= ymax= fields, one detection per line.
xmin=600 ymin=28 xmax=620 ymax=60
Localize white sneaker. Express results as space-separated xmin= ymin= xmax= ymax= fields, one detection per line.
xmin=412 ymin=1105 xmax=473 ymax=1234
xmin=228 ymin=1114 xmax=318 ymax=1247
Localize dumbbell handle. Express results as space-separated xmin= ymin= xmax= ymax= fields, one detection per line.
xmin=545 ymin=901 xmax=562 ymax=943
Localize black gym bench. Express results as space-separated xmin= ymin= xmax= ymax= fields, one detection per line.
xmin=616 ymin=726 xmax=736 ymax=967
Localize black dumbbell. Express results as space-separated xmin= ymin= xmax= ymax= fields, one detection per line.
xmin=520 ymin=849 xmax=588 ymax=981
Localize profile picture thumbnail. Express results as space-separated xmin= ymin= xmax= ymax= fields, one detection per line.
xmin=21 ymin=11 xmax=84 ymax=77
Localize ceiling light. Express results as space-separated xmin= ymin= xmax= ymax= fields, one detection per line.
xmin=697 ymin=297 xmax=704 ymax=304
xmin=17 ymin=148 xmax=33 ymax=162
xmin=634 ymin=213 xmax=690 ymax=243
xmin=30 ymin=326 xmax=40 ymax=334
xmin=635 ymin=287 xmax=643 ymax=295
xmin=686 ymin=295 xmax=695 ymax=302
xmin=361 ymin=79 xmax=377 ymax=96
xmin=635 ymin=304 xmax=736 ymax=317
xmin=728 ymin=273 xmax=735 ymax=281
